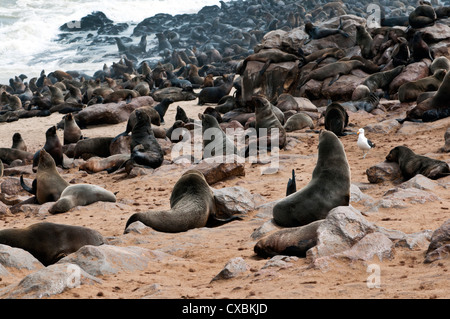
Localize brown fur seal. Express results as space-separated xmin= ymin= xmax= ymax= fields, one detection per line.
xmin=430 ymin=56 xmax=450 ymax=74
xmin=254 ymin=220 xmax=323 ymax=258
xmin=200 ymin=113 xmax=237 ymax=158
xmin=11 ymin=132 xmax=27 ymax=151
xmin=128 ymin=109 xmax=164 ymax=169
xmin=49 ymin=184 xmax=117 ymax=214
xmin=324 ymin=102 xmax=349 ymax=136
xmin=0 ymin=222 xmax=105 ymax=266
xmin=272 ymin=130 xmax=351 ymax=227
xmin=237 ymin=48 xmax=300 ymax=76
xmin=33 ymin=126 xmax=65 ymax=169
xmin=355 ymin=25 xmax=374 ymax=59
xmin=0 ymin=148 xmax=33 ymax=165
xmin=73 ymin=137 xmax=113 ymax=159
xmin=103 ymin=89 xmax=139 ymax=103
xmin=304 ymin=18 xmax=349 ymax=43
xmin=153 ymin=98 xmax=174 ymax=124
xmin=386 ymin=145 xmax=450 ymax=180
xmin=298 ymin=47 xmax=345 ymax=64
xmin=283 ymin=112 xmax=314 ymax=132
xmin=21 ymin=149 xmax=69 ymax=204
xmin=411 ymin=31 xmax=434 ymax=62
xmin=197 ymin=74 xmax=235 ymax=105
xmin=175 ymin=105 xmax=193 ymax=123
xmin=124 ymin=170 xmax=241 ymax=233
xmin=398 ymin=69 xmax=446 ymax=102
xmin=79 ymin=154 xmax=131 ymax=174
xmin=63 ymin=113 xmax=83 ymax=145
xmin=301 ymin=60 xmax=364 ymax=87
xmin=112 ymin=105 xmax=161 ymax=143
xmin=409 ymin=4 xmax=436 ymax=28
xmin=252 ymin=95 xmax=286 ymax=149
xmin=362 ymin=65 xmax=404 ymax=92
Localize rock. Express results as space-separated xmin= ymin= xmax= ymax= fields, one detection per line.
xmin=293 ymin=97 xmax=318 ymax=112
xmin=398 ymin=174 xmax=438 ymax=191
xmin=212 ymin=186 xmax=256 ymax=216
xmin=366 ymin=161 xmax=402 ymax=184
xmin=75 ymin=96 xmax=154 ymax=126
xmin=363 ymin=119 xmax=401 ymax=134
xmin=321 ymin=74 xmax=364 ymax=101
xmin=350 ymin=184 xmax=376 ymax=207
xmin=425 ymin=219 xmax=450 ymax=263
xmin=196 ymin=156 xmax=245 ymax=185
xmin=421 ymin=21 xmax=450 ymax=42
xmin=261 ymin=255 xmax=299 ymax=269
xmin=0 ymin=263 xmax=100 ymax=299
xmin=440 ymin=126 xmax=450 ymax=152
xmin=211 ymin=257 xmax=249 ymax=282
xmin=57 ymin=245 xmax=173 ymax=276
xmin=123 ymin=221 xmax=155 ymax=235
xmin=389 ymin=61 xmax=430 ymax=94
xmin=382 ymin=187 xmax=440 ymax=206
xmin=0 ymin=177 xmax=29 ymax=195
xmin=0 ymin=244 xmax=44 ymax=271
xmin=334 ymin=232 xmax=394 ymax=262
xmin=250 ymin=219 xmax=282 ymax=240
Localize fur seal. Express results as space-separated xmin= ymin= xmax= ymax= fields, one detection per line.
xmin=49 ymin=184 xmax=117 ymax=214
xmin=33 ymin=126 xmax=65 ymax=169
xmin=237 ymin=49 xmax=300 ymax=76
xmin=175 ymin=105 xmax=193 ymax=123
xmin=355 ymin=25 xmax=374 ymax=59
xmin=0 ymin=148 xmax=33 ymax=165
xmin=398 ymin=69 xmax=446 ymax=102
xmin=21 ymin=148 xmax=69 ymax=204
xmin=252 ymin=95 xmax=286 ymax=149
xmin=301 ymin=60 xmax=364 ymax=87
xmin=304 ymin=18 xmax=349 ymax=43
xmin=63 ymin=113 xmax=83 ymax=145
xmin=286 ymin=169 xmax=296 ymax=196
xmin=386 ymin=145 xmax=449 ymax=180
xmin=254 ymin=220 xmax=323 ymax=258
xmin=408 ymin=4 xmax=436 ymax=28
xmin=198 ymin=74 xmax=235 ymax=105
xmin=272 ymin=130 xmax=351 ymax=227
xmin=153 ymin=98 xmax=174 ymax=124
xmin=128 ymin=109 xmax=164 ymax=169
xmin=362 ymin=65 xmax=404 ymax=92
xmin=0 ymin=222 xmax=105 ymax=266
xmin=430 ymin=56 xmax=450 ymax=74
xmin=79 ymin=154 xmax=131 ymax=174
xmin=73 ymin=137 xmax=113 ymax=160
xmin=112 ymin=106 xmax=161 ymax=143
xmin=200 ymin=113 xmax=237 ymax=159
xmin=411 ymin=31 xmax=434 ymax=62
xmin=103 ymin=89 xmax=139 ymax=104
xmin=283 ymin=112 xmax=314 ymax=132
xmin=11 ymin=132 xmax=27 ymax=151
xmin=324 ymin=102 xmax=349 ymax=136
xmin=124 ymin=170 xmax=241 ymax=233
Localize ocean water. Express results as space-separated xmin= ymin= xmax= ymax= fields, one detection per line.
xmin=0 ymin=0 xmax=228 ymax=84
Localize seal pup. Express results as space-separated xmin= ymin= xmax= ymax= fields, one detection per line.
xmin=429 ymin=56 xmax=450 ymax=74
xmin=324 ymin=102 xmax=349 ymax=137
xmin=200 ymin=113 xmax=237 ymax=159
xmin=272 ymin=130 xmax=351 ymax=227
xmin=386 ymin=145 xmax=449 ymax=180
xmin=124 ymin=170 xmax=241 ymax=233
xmin=21 ymin=149 xmax=70 ymax=204
xmin=284 ymin=112 xmax=314 ymax=132
xmin=153 ymin=98 xmax=174 ymax=124
xmin=0 ymin=222 xmax=105 ymax=266
xmin=357 ymin=128 xmax=375 ymax=159
xmin=128 ymin=109 xmax=164 ymax=169
xmin=32 ymin=126 xmax=66 ymax=169
xmin=63 ymin=113 xmax=83 ymax=145
xmin=49 ymin=184 xmax=117 ymax=214
xmin=11 ymin=132 xmax=27 ymax=151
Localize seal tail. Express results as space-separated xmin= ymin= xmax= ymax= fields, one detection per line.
xmin=20 ymin=175 xmax=36 ymax=195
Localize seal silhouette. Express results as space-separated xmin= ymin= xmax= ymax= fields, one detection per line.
xmin=49 ymin=184 xmax=117 ymax=214
xmin=124 ymin=170 xmax=241 ymax=233
xmin=386 ymin=145 xmax=450 ymax=180
xmin=273 ymin=130 xmax=351 ymax=227
xmin=21 ymin=148 xmax=69 ymax=204
xmin=0 ymin=222 xmax=105 ymax=266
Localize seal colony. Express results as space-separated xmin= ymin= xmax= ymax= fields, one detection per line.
xmin=0 ymin=0 xmax=449 ymax=299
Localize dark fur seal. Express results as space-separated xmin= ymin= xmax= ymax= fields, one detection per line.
xmin=386 ymin=145 xmax=449 ymax=180
xmin=153 ymin=98 xmax=174 ymax=124
xmin=254 ymin=220 xmax=322 ymax=258
xmin=73 ymin=137 xmax=113 ymax=159
xmin=286 ymin=169 xmax=296 ymax=196
xmin=21 ymin=149 xmax=69 ymax=204
xmin=0 ymin=222 xmax=105 ymax=266
xmin=124 ymin=170 xmax=241 ymax=233
xmin=362 ymin=65 xmax=404 ymax=92
xmin=49 ymin=184 xmax=116 ymax=214
xmin=301 ymin=60 xmax=364 ymax=87
xmin=283 ymin=112 xmax=314 ymax=132
xmin=33 ymin=126 xmax=65 ymax=169
xmin=304 ymin=18 xmax=349 ymax=43
xmin=198 ymin=74 xmax=235 ymax=105
xmin=11 ymin=132 xmax=27 ymax=151
xmin=112 ymin=105 xmax=161 ymax=143
xmin=324 ymin=102 xmax=349 ymax=136
xmin=409 ymin=4 xmax=436 ymax=28
xmin=355 ymin=25 xmax=374 ymax=59
xmin=0 ymin=148 xmax=33 ymax=165
xmin=175 ymin=105 xmax=193 ymax=123
xmin=63 ymin=113 xmax=83 ymax=145
xmin=411 ymin=31 xmax=434 ymax=62
xmin=253 ymin=95 xmax=287 ymax=149
xmin=273 ymin=130 xmax=351 ymax=227
xmin=237 ymin=49 xmax=300 ymax=76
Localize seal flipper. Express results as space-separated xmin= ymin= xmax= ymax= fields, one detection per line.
xmin=286 ymin=169 xmax=296 ymax=196
xmin=20 ymin=175 xmax=36 ymax=195
xmin=259 ymin=60 xmax=272 ymax=76
xmin=206 ymin=214 xmax=243 ymax=228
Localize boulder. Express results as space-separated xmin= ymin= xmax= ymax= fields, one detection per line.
xmin=0 ymin=244 xmax=44 ymax=271
xmin=212 ymin=186 xmax=256 ymax=216
xmin=366 ymin=161 xmax=403 ymax=184
xmin=389 ymin=61 xmax=430 ymax=94
xmin=211 ymin=257 xmax=249 ymax=282
xmin=425 ymin=219 xmax=450 ymax=263
xmin=195 ymin=156 xmax=245 ymax=185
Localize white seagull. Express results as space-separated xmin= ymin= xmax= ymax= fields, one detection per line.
xmin=357 ymin=128 xmax=375 ymax=158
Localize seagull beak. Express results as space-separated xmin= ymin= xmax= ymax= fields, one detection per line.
xmin=357 ymin=131 xmax=360 ymax=135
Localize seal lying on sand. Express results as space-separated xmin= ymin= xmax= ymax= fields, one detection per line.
xmin=0 ymin=222 xmax=105 ymax=266
xmin=124 ymin=170 xmax=241 ymax=233
xmin=385 ymin=145 xmax=449 ymax=180
xmin=272 ymin=130 xmax=351 ymax=227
